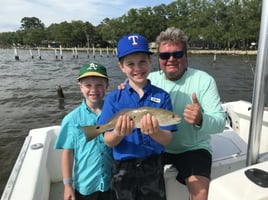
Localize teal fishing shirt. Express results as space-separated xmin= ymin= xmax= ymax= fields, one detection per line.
xmin=148 ymin=68 xmax=226 ymax=154
xmin=54 ymin=99 xmax=112 ymax=195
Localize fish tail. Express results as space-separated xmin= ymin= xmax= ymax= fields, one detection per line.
xmin=81 ymin=125 xmax=103 ymax=141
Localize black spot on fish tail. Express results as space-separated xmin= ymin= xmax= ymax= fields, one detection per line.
xmin=96 ymin=126 xmax=101 ymax=130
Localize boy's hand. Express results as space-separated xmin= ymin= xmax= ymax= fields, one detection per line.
xmin=114 ymin=115 xmax=134 ymax=136
xmin=140 ymin=113 xmax=160 ymax=135
xmin=117 ymin=82 xmax=126 ymax=90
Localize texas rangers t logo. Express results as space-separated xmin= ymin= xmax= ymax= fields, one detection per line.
xmin=128 ymin=35 xmax=139 ymax=46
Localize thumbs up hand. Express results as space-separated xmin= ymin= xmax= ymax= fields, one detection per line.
xmin=183 ymin=93 xmax=203 ymax=126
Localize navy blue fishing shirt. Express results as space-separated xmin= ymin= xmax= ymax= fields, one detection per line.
xmin=98 ymin=80 xmax=177 ymax=160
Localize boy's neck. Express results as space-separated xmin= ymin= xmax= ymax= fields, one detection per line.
xmin=86 ymin=100 xmax=103 ymax=115
xmin=129 ymin=80 xmax=147 ymax=98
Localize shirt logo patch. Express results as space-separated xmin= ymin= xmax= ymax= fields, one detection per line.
xmin=150 ymin=97 xmax=161 ymax=103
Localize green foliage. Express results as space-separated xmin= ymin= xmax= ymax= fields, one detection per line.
xmin=0 ymin=0 xmax=262 ymax=50
xmin=20 ymin=17 xmax=45 ymax=30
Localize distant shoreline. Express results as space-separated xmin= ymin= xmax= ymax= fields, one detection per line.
xmin=3 ymin=47 xmax=257 ymax=55
xmin=187 ymin=49 xmax=257 ymax=55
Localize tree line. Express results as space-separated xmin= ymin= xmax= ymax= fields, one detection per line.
xmin=0 ymin=0 xmax=261 ymax=50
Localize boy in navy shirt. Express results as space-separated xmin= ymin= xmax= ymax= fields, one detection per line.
xmin=98 ymin=34 xmax=177 ymax=200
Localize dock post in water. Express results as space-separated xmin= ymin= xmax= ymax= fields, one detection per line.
xmin=93 ymin=46 xmax=95 ymax=58
xmin=29 ymin=49 xmax=34 ymax=59
xmin=56 ymin=85 xmax=65 ymax=99
xmin=87 ymin=49 xmax=89 ymax=58
xmin=115 ymin=48 xmax=118 ymax=58
xmin=54 ymin=48 xmax=58 ymax=59
xmin=75 ymin=47 xmax=78 ymax=58
xmin=99 ymin=48 xmax=103 ymax=57
xmin=213 ymin=53 xmax=216 ymax=63
xmin=56 ymin=85 xmax=65 ymax=109
xmin=106 ymin=46 xmax=109 ymax=57
xmin=14 ymin=47 xmax=19 ymax=60
xmin=72 ymin=48 xmax=75 ymax=58
xmin=38 ymin=48 xmax=41 ymax=60
xmin=60 ymin=45 xmax=63 ymax=59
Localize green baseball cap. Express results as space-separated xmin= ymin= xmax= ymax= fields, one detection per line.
xmin=78 ymin=62 xmax=108 ymax=80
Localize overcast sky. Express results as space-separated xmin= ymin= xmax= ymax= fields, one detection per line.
xmin=0 ymin=0 xmax=174 ymax=32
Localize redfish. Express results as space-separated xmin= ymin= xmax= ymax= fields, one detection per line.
xmin=81 ymin=107 xmax=181 ymax=141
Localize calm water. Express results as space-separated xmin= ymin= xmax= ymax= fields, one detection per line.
xmin=0 ymin=48 xmax=257 ymax=195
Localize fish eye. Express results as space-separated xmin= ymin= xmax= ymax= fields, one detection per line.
xmin=96 ymin=126 xmax=101 ymax=130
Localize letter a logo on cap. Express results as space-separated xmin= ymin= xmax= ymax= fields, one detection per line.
xmin=128 ymin=35 xmax=139 ymax=46
xmin=88 ymin=62 xmax=98 ymax=70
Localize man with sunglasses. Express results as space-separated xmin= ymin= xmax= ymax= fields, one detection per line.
xmin=148 ymin=27 xmax=226 ymax=200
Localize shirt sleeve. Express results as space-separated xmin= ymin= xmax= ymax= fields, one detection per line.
xmin=197 ymin=75 xmax=226 ymax=134
xmin=54 ymin=117 xmax=75 ymax=149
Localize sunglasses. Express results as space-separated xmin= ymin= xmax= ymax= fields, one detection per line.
xmin=158 ymin=51 xmax=185 ymax=60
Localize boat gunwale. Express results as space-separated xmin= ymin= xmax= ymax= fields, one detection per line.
xmin=1 ymin=136 xmax=32 ymax=200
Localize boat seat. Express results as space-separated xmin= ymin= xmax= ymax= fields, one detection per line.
xmin=164 ymin=127 xmax=248 ymax=200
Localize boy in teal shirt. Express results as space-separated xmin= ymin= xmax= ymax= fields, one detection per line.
xmin=54 ymin=62 xmax=112 ymax=200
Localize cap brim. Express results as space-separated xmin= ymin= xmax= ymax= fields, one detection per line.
xmin=118 ymin=49 xmax=154 ymax=59
xmin=78 ymin=72 xmax=107 ymax=80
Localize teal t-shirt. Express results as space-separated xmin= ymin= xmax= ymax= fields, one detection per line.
xmin=54 ymin=100 xmax=112 ymax=195
xmin=148 ymin=68 xmax=226 ymax=153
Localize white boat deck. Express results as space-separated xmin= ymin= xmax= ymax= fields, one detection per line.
xmin=46 ymin=128 xmax=248 ymax=200
xmin=49 ymin=182 xmax=63 ymax=200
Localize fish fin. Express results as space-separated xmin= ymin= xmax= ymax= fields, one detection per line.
xmin=80 ymin=125 xmax=103 ymax=141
